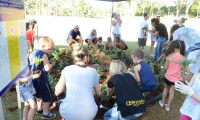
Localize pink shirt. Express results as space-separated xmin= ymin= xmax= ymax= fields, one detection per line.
xmin=165 ymin=54 xmax=183 ymax=82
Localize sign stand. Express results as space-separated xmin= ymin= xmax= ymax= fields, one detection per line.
xmin=0 ymin=96 xmax=7 ymax=120
xmin=16 ymin=80 xmax=22 ymax=120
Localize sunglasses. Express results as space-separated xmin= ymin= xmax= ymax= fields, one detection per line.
xmin=157 ymin=16 xmax=160 ymax=18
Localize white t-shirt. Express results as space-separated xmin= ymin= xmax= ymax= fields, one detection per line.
xmin=85 ymin=33 xmax=97 ymax=40
xmin=59 ymin=65 xmax=99 ymax=120
xmin=173 ymin=27 xmax=200 ymax=51
xmin=97 ymin=41 xmax=104 ymax=46
xmin=112 ymin=18 xmax=120 ymax=34
xmin=138 ymin=20 xmax=148 ymax=38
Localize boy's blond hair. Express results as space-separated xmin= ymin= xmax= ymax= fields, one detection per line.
xmin=39 ymin=36 xmax=54 ymax=48
xmin=131 ymin=49 xmax=144 ymax=60
xmin=109 ymin=60 xmax=127 ymax=76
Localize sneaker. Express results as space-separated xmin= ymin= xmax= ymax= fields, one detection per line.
xmin=159 ymin=100 xmax=164 ymax=107
xmin=41 ymin=113 xmax=56 ymax=119
xmin=36 ymin=108 xmax=43 ymax=114
xmin=165 ymin=104 xmax=170 ymax=111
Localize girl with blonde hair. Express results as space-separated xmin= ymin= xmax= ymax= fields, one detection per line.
xmin=104 ymin=60 xmax=145 ymax=120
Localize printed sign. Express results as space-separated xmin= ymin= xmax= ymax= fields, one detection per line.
xmin=0 ymin=0 xmax=26 ymax=96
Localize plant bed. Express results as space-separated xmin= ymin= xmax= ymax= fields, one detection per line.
xmin=48 ymin=47 xmax=166 ymax=118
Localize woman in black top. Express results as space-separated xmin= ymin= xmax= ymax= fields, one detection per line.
xmin=104 ymin=60 xmax=145 ymax=120
xmin=146 ymin=18 xmax=168 ymax=61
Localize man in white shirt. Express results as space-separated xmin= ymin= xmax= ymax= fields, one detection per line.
xmin=138 ymin=13 xmax=149 ymax=51
xmin=85 ymin=29 xmax=98 ymax=48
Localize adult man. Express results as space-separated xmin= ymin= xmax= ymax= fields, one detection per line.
xmin=112 ymin=13 xmax=121 ymax=39
xmin=138 ymin=13 xmax=149 ymax=51
xmin=156 ymin=13 xmax=161 ymax=22
xmin=67 ymin=25 xmax=83 ymax=46
xmin=85 ymin=29 xmax=98 ymax=48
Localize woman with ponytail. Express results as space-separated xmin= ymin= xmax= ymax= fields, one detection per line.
xmin=55 ymin=43 xmax=101 ymax=120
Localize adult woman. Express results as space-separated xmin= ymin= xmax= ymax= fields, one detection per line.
xmin=55 ymin=44 xmax=101 ymax=120
xmin=104 ymin=60 xmax=145 ymax=120
xmin=146 ymin=18 xmax=168 ymax=61
xmin=112 ymin=13 xmax=121 ymax=39
xmin=178 ymin=17 xmax=187 ymax=27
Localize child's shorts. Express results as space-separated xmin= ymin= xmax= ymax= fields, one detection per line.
xmin=32 ymin=79 xmax=53 ymax=102
xmin=20 ymin=82 xmax=36 ymax=102
xmin=164 ymin=77 xmax=175 ymax=86
xmin=138 ymin=38 xmax=147 ymax=46
xmin=151 ymin=35 xmax=157 ymax=42
xmin=140 ymin=85 xmax=156 ymax=93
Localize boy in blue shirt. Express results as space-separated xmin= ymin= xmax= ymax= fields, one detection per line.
xmin=131 ymin=49 xmax=157 ymax=94
xmin=29 ymin=36 xmax=56 ymax=119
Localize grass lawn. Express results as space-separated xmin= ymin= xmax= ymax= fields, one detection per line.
xmin=4 ymin=42 xmax=186 ymax=120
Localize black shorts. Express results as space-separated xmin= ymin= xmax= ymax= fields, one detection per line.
xmin=32 ymin=79 xmax=53 ymax=102
xmin=164 ymin=77 xmax=175 ymax=86
xmin=138 ymin=38 xmax=147 ymax=46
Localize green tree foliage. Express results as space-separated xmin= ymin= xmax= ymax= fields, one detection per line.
xmin=25 ymin=0 xmax=200 ymax=17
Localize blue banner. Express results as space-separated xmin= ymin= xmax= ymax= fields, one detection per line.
xmin=0 ymin=0 xmax=24 ymax=9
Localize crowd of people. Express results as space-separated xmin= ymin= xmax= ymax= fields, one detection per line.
xmin=18 ymin=13 xmax=200 ymax=120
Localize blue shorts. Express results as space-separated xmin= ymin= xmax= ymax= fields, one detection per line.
xmin=140 ymin=85 xmax=156 ymax=93
xmin=32 ymin=78 xmax=53 ymax=102
xmin=20 ymin=82 xmax=36 ymax=102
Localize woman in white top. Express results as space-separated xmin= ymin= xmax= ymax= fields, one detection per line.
xmin=55 ymin=44 xmax=101 ymax=120
xmin=112 ymin=13 xmax=121 ymax=39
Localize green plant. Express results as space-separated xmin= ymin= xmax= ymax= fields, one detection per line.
xmin=33 ymin=56 xmax=44 ymax=69
xmin=100 ymin=83 xmax=110 ymax=101
xmin=52 ymin=52 xmax=60 ymax=60
xmin=48 ymin=75 xmax=57 ymax=95
xmin=176 ymin=59 xmax=196 ymax=77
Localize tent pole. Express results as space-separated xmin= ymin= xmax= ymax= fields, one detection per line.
xmin=110 ymin=1 xmax=114 ymax=37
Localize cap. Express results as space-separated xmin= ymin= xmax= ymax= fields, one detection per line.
xmin=74 ymin=25 xmax=79 ymax=29
xmin=91 ymin=29 xmax=96 ymax=34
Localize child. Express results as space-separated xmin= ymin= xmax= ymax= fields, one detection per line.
xmin=29 ymin=36 xmax=56 ymax=119
xmin=105 ymin=37 xmax=113 ymax=50
xmin=175 ymin=73 xmax=200 ymax=120
xmin=131 ymin=49 xmax=157 ymax=94
xmin=19 ymin=65 xmax=41 ymax=120
xmin=18 ymin=42 xmax=41 ymax=120
xmin=26 ymin=21 xmax=35 ymax=51
xmin=157 ymin=42 xmax=169 ymax=62
xmin=159 ymin=40 xmax=185 ymax=111
xmin=97 ymin=36 xmax=104 ymax=49
xmin=113 ymin=36 xmax=128 ymax=50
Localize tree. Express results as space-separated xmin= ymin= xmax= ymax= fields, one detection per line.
xmin=173 ymin=0 xmax=186 ymax=17
xmin=185 ymin=0 xmax=196 ymax=16
xmin=140 ymin=0 xmax=150 ymax=14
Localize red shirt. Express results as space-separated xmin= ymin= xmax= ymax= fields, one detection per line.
xmin=26 ymin=29 xmax=34 ymax=43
